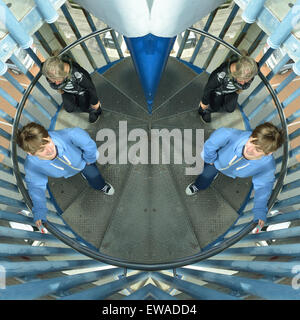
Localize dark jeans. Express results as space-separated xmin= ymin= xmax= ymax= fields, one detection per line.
xmin=194 ymin=162 xmax=219 ymax=190
xmin=81 ymin=163 xmax=106 ymax=190
xmin=62 ymin=92 xmax=93 ymax=113
xmin=208 ymin=92 xmax=238 ymax=113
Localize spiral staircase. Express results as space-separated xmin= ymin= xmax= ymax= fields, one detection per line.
xmin=0 ymin=0 xmax=300 ymax=301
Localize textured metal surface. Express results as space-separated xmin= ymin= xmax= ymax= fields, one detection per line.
xmin=103 ymin=57 xmax=198 ymax=111
xmin=100 ymin=163 xmax=200 ymax=263
xmin=48 ymin=174 xmax=88 ymax=212
xmin=60 ymin=162 xmax=127 ymax=249
xmin=50 ymin=57 xmax=250 ymax=262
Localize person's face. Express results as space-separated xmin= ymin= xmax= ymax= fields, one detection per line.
xmin=243 ymin=138 xmax=269 ymax=160
xmin=31 ymin=137 xmax=57 ymax=160
xmin=47 ymin=76 xmax=66 ymax=85
xmin=235 ymin=77 xmax=252 ymax=85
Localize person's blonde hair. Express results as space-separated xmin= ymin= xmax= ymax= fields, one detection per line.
xmin=42 ymin=56 xmax=69 ymax=79
xmin=230 ymin=55 xmax=258 ymax=80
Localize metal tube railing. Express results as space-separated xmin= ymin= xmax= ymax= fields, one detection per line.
xmin=202 ymin=3 xmax=239 ymax=70
xmin=0 ymin=268 xmax=124 ymax=300
xmin=60 ymin=272 xmax=148 ymax=300
xmin=81 ymin=8 xmax=111 ymax=64
xmin=10 ymin=27 xmax=288 ymax=271
xmin=11 ymin=28 xmax=288 ymax=271
xmin=60 ymin=3 xmax=97 ymax=69
xmin=176 ymin=267 xmax=300 ymax=299
xmin=190 ymin=8 xmax=218 ymax=64
xmin=151 ymin=272 xmax=239 ymax=300
xmin=0 ymin=0 xmax=297 ymax=299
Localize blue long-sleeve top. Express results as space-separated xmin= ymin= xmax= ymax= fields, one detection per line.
xmin=24 ymin=127 xmax=99 ymax=223
xmin=201 ymin=127 xmax=276 ymax=222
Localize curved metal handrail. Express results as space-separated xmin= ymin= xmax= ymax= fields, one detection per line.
xmin=11 ymin=27 xmax=288 ymax=271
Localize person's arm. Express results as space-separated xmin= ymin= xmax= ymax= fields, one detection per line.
xmin=251 ymin=165 xmax=276 ymax=227
xmin=25 ymin=166 xmax=49 ymax=228
xmin=200 ymin=68 xmax=222 ymax=107
xmin=201 ymin=128 xmax=234 ymax=164
xmin=75 ymin=69 xmax=100 ymax=108
xmin=67 ymin=127 xmax=99 ymax=164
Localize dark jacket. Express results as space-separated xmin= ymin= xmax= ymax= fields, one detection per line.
xmin=44 ymin=60 xmax=99 ymax=105
xmin=201 ymin=60 xmax=254 ymax=105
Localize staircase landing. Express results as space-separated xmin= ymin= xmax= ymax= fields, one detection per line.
xmin=50 ymin=57 xmax=251 ymax=263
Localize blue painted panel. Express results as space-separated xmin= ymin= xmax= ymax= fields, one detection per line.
xmin=96 ymin=59 xmax=123 ymax=74
xmin=124 ymin=34 xmax=176 ymax=114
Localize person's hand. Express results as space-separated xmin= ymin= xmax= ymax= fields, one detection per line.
xmin=258 ymin=219 xmax=265 ymax=228
xmin=199 ymin=101 xmax=209 ymax=110
xmin=35 ymin=219 xmax=42 ymax=228
xmin=91 ymin=101 xmax=101 ymax=110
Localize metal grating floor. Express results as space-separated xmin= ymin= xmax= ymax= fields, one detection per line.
xmin=50 ymin=57 xmax=251 ymax=263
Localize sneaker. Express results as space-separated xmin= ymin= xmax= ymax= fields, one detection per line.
xmin=198 ymin=107 xmax=211 ymax=123
xmin=200 ymin=110 xmax=211 ymax=123
xmin=185 ymin=183 xmax=199 ymax=196
xmin=101 ymin=182 xmax=115 ymax=196
xmin=88 ymin=108 xmax=102 ymax=123
xmin=198 ymin=107 xmax=205 ymax=116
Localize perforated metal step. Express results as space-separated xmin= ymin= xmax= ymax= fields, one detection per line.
xmin=50 ymin=56 xmax=250 ymax=262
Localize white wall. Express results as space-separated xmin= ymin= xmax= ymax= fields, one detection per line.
xmin=75 ymin=0 xmax=224 ymax=37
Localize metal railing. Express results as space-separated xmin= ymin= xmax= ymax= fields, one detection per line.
xmin=10 ymin=27 xmax=289 ymax=271
xmin=0 ymin=0 xmax=298 ymax=299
